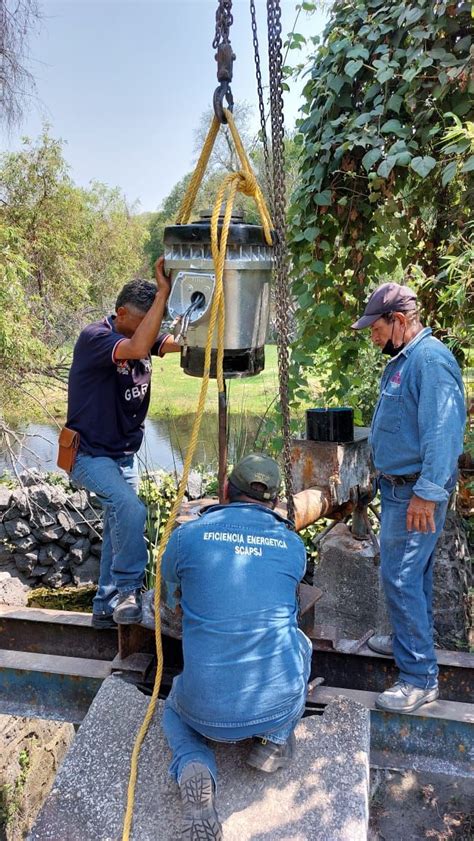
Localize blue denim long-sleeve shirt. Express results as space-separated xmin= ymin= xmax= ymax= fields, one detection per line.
xmin=161 ymin=502 xmax=308 ymax=735
xmin=371 ymin=328 xmax=466 ymax=503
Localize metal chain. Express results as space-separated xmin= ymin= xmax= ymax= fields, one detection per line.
xmin=267 ymin=0 xmax=295 ymax=525
xmin=249 ymin=0 xmax=273 ymax=211
xmin=213 ymin=0 xmax=234 ymax=48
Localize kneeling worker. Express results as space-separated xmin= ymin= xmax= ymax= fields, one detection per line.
xmin=161 ymin=454 xmax=312 ymax=841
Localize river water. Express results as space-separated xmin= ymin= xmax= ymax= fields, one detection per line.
xmin=0 ymin=413 xmax=266 ymax=477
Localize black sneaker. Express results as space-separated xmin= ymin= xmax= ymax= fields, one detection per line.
xmin=112 ymin=590 xmax=142 ymax=624
xmin=91 ymin=613 xmax=117 ymax=630
xmin=179 ymin=762 xmax=222 ymax=841
xmin=246 ymin=731 xmax=296 ymax=773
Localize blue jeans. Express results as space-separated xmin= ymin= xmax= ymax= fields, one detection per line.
xmin=379 ymin=477 xmax=450 ymax=689
xmin=70 ymin=452 xmax=147 ymax=615
xmin=162 ymin=629 xmax=312 ymax=785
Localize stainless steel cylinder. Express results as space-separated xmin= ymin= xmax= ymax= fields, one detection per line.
xmin=164 ymin=211 xmax=273 ymax=378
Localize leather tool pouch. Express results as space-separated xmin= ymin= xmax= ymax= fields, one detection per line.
xmin=57 ymin=426 xmax=80 ymax=473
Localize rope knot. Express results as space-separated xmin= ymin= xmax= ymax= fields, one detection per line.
xmin=237 ymin=169 xmax=258 ymax=197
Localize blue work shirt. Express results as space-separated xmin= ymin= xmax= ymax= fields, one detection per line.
xmin=371 ymin=327 xmax=466 ymax=503
xmin=161 ymin=502 xmax=308 ymax=737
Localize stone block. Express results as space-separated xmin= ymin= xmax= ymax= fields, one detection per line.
xmin=29 ymin=677 xmax=370 ymax=841
xmin=14 ymin=552 xmax=38 ymax=576
xmin=4 ymin=517 xmax=31 ymax=539
xmin=37 ymin=524 xmax=65 ymax=543
xmin=42 ymin=563 xmax=72 ymax=589
xmin=31 ymin=509 xmax=57 ymax=529
xmin=12 ymin=535 xmax=38 ymax=554
xmin=70 ymin=555 xmax=99 ymax=586
xmin=0 ymin=570 xmax=29 ymax=605
xmin=3 ymin=505 xmax=21 ymax=521
xmin=11 ymin=488 xmax=30 ymax=516
xmin=0 ymin=486 xmax=12 ymax=510
xmin=69 ymin=538 xmax=91 ymax=565
xmin=67 ymin=489 xmax=90 ymax=512
xmin=38 ymin=542 xmax=65 ymax=566
xmin=314 ymin=522 xmax=390 ymax=638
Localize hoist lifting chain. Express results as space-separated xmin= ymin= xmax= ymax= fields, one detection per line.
xmin=250 ymin=0 xmax=273 ymax=212
xmin=213 ymin=0 xmax=234 ymax=47
xmin=266 ymin=0 xmax=295 ymax=526
xmin=213 ymin=0 xmax=235 ymax=123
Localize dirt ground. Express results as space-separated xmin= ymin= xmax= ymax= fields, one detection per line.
xmin=369 ymin=768 xmax=474 ymax=841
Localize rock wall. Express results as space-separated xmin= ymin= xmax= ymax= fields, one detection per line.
xmin=0 ymin=474 xmax=103 ymax=604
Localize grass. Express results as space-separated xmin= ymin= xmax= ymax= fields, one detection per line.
xmin=150 ymin=344 xmax=279 ymax=417
xmin=9 ymin=345 xmax=320 ymax=426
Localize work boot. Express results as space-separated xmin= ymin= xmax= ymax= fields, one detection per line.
xmin=246 ymin=731 xmax=296 ymax=773
xmin=375 ymin=680 xmax=439 ymax=713
xmin=91 ymin=613 xmax=117 ymax=630
xmin=367 ymin=634 xmax=394 ymax=656
xmin=179 ymin=762 xmax=222 ymax=841
xmin=113 ymin=590 xmax=142 ymax=624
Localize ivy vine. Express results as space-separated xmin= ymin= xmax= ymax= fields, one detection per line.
xmin=288 ymin=0 xmax=473 ymax=409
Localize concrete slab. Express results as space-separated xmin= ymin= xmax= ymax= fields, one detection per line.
xmin=28 ymin=676 xmax=370 ymax=841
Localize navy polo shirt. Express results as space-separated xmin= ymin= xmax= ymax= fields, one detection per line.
xmin=66 ymin=316 xmax=168 ymax=458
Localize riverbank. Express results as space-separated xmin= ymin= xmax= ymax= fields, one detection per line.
xmin=3 ymin=345 xmax=321 ymax=427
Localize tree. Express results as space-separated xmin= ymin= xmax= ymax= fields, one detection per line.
xmin=288 ymin=0 xmax=473 ymax=415
xmin=0 ymin=129 xmax=149 ymax=410
xmin=0 ymin=0 xmax=41 ymax=127
xmin=144 ymin=100 xmax=305 ymax=275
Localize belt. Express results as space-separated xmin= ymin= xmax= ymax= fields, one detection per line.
xmin=379 ymin=472 xmax=420 ymax=486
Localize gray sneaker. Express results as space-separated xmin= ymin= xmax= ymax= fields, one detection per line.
xmin=112 ymin=590 xmax=142 ymax=624
xmin=179 ymin=762 xmax=222 ymax=841
xmin=375 ymin=680 xmax=439 ymax=713
xmin=246 ymin=731 xmax=296 ymax=773
xmin=367 ymin=634 xmax=394 ymax=656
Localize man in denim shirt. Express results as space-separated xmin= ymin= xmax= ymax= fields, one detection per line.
xmin=353 ymin=283 xmax=465 ymax=713
xmin=161 ymin=454 xmax=312 ymax=841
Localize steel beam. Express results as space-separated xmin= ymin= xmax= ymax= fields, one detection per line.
xmin=310 ymin=643 xmax=474 ymax=703
xmin=0 ymin=648 xmax=112 ymax=724
xmin=0 ymin=605 xmax=118 ymax=661
xmin=307 ymin=685 xmax=473 ymax=778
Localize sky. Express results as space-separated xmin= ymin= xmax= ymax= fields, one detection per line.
xmin=1 ymin=0 xmax=327 ymax=212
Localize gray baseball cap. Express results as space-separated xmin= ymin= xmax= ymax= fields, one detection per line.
xmin=352 ymin=282 xmax=418 ymax=329
xmin=229 ymin=454 xmax=281 ymax=501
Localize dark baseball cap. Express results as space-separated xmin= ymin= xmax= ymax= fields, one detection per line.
xmin=229 ymin=454 xmax=281 ymax=501
xmin=352 ymin=282 xmax=418 ymax=329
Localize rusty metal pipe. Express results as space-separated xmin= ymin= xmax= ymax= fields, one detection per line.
xmin=275 ymin=487 xmax=333 ymax=531
xmin=218 ymin=384 xmax=228 ymax=504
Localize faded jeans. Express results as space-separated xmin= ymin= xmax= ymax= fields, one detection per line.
xmin=70 ymin=452 xmax=147 ymax=615
xmin=162 ymin=629 xmax=312 ymax=785
xmin=379 ymin=477 xmax=451 ymax=689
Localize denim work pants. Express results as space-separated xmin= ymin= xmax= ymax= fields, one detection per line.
xmin=379 ymin=477 xmax=449 ymax=689
xmin=162 ymin=630 xmax=312 ymax=786
xmin=71 ymin=452 xmax=147 ymax=615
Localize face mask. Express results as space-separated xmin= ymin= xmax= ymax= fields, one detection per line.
xmin=382 ymin=320 xmax=406 ymax=356
xmin=382 ymin=339 xmax=405 ymax=356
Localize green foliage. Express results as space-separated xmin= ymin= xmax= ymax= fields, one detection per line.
xmin=0 ymin=129 xmax=149 ymax=408
xmin=139 ymin=472 xmax=178 ymax=588
xmin=288 ymin=0 xmax=473 ymax=413
xmin=0 ymin=746 xmax=31 ymax=829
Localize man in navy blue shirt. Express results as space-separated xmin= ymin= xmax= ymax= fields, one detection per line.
xmin=160 ymin=454 xmax=312 ymax=841
xmin=67 ymin=257 xmax=178 ymax=627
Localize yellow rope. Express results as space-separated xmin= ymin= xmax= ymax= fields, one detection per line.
xmin=121 ymin=109 xmax=273 ymax=841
